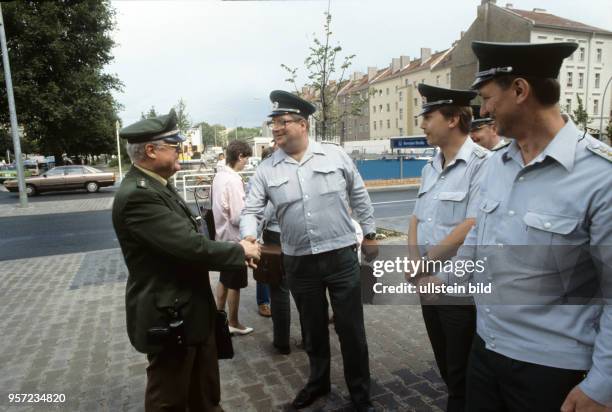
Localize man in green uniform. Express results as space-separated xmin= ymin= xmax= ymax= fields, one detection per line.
xmin=112 ymin=109 xmax=260 ymax=411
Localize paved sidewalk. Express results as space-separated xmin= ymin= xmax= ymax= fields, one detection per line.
xmin=0 ymin=246 xmax=445 ymax=412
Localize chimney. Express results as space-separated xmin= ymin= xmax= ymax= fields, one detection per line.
xmin=420 ymin=47 xmax=432 ymax=62
xmin=505 ymin=3 xmax=513 ymax=8
xmin=391 ymin=58 xmax=401 ymax=73
xmin=400 ymin=55 xmax=410 ymax=68
xmin=367 ymin=67 xmax=378 ymax=81
xmin=352 ymin=71 xmax=364 ymax=81
xmin=533 ymin=8 xmax=546 ymax=13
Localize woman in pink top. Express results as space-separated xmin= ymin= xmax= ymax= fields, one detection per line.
xmin=213 ymin=140 xmax=253 ymax=335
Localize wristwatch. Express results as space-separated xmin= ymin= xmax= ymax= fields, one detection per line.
xmin=364 ymin=232 xmax=377 ymax=240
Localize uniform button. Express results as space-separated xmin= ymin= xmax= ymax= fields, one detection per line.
xmin=425 ymin=241 xmax=430 ymax=245
xmin=518 ymin=176 xmax=525 ymax=182
xmin=441 ymin=176 xmax=445 ymax=180
xmin=427 ymin=218 xmax=432 ymax=222
xmin=508 ymin=210 xmax=515 ymax=216
xmin=544 ymin=222 xmax=552 ymax=229
xmin=307 ymin=212 xmax=311 ymax=217
xmin=300 ymin=178 xmax=304 ymax=182
xmin=485 ymin=308 xmax=491 ymax=313
xmin=313 ymin=247 xmax=318 ymax=252
xmin=497 ymin=243 xmax=503 ymax=248
xmin=490 ymin=343 xmax=496 ymax=348
xmin=304 ymin=194 xmax=309 ymax=199
xmin=309 ymin=229 xmax=314 ymax=233
xmin=434 ymin=195 xmax=438 ymax=200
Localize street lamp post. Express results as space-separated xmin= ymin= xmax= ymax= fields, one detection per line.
xmin=599 ymin=75 xmax=612 ymax=142
xmin=115 ymin=120 xmax=123 ymax=182
xmin=0 ymin=4 xmax=27 ymax=207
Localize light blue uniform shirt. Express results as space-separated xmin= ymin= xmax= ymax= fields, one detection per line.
xmin=455 ymin=117 xmax=612 ymax=405
xmin=414 ymin=136 xmax=489 ymax=256
xmin=240 ymin=140 xmax=375 ymax=256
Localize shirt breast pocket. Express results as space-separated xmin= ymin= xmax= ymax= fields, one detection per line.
xmin=313 ymin=166 xmax=345 ymax=195
xmin=523 ymin=212 xmax=580 ymax=245
xmin=267 ymin=177 xmax=298 ymax=206
xmin=436 ymin=191 xmax=468 ymax=226
xmin=477 ymin=198 xmax=500 ymax=245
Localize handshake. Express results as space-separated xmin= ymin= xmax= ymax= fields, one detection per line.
xmin=239 ymin=237 xmax=261 ymax=269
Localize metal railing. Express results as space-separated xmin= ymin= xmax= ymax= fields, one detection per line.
xmin=174 ymin=169 xmax=256 ymax=202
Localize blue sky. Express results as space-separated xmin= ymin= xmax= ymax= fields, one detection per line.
xmin=107 ymin=0 xmax=612 ymax=127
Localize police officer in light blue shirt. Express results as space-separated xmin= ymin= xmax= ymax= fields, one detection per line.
xmin=456 ymin=41 xmax=612 ymax=411
xmin=408 ymin=84 xmax=488 ymax=412
xmin=240 ymin=90 xmax=378 ymax=411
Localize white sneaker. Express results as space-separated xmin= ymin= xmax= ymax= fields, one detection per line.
xmin=228 ymin=325 xmax=254 ymax=335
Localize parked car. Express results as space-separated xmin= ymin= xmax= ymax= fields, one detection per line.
xmin=0 ymin=167 xmax=32 ymax=184
xmin=3 ymin=165 xmax=115 ymax=196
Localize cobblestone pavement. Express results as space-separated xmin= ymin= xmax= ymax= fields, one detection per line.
xmin=0 ymin=245 xmax=445 ymax=412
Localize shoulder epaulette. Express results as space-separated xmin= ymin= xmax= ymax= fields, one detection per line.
xmin=472 ymin=145 xmax=488 ymax=158
xmin=586 ymin=142 xmax=612 ymax=162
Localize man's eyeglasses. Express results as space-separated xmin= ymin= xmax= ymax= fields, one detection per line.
xmin=159 ymin=142 xmax=182 ymax=153
xmin=266 ymin=119 xmax=300 ymax=130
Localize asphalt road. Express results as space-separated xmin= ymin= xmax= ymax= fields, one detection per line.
xmin=0 ymin=187 xmax=417 ymax=261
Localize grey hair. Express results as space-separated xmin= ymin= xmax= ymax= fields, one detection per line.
xmin=126 ymin=141 xmax=162 ymax=163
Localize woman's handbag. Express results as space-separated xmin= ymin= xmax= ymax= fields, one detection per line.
xmin=252 ymin=243 xmax=283 ymax=286
xmin=215 ymin=310 xmax=234 ymax=359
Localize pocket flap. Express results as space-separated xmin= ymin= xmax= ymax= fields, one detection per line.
xmin=523 ymin=212 xmax=579 ymax=235
xmin=313 ymin=165 xmax=335 ymax=174
xmin=479 ymin=198 xmax=500 ymax=213
xmin=155 ymin=289 xmax=193 ymax=309
xmin=268 ymin=177 xmax=289 ymax=188
xmin=438 ymin=191 xmax=467 ymax=202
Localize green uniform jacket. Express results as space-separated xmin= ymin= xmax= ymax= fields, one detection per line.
xmin=112 ymin=166 xmax=245 ymax=354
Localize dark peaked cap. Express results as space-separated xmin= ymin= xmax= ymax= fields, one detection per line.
xmin=471 ymin=105 xmax=493 ymax=130
xmin=417 ymin=84 xmax=476 ymax=116
xmin=471 ymin=41 xmax=578 ymax=89
xmin=120 ymin=109 xmax=185 ymax=144
xmin=269 ymin=90 xmax=317 ymax=118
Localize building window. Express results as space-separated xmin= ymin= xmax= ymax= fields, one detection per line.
xmin=379 ymin=104 xmax=383 ymax=111
xmin=414 ymin=117 xmax=418 ymax=127
xmin=395 ymin=102 xmax=398 ymax=110
xmin=566 ymin=98 xmax=572 ymax=112
xmin=595 ymin=73 xmax=601 ymax=88
xmin=405 ymin=79 xmax=410 ymax=86
xmin=596 ymin=48 xmax=602 ymax=63
xmin=399 ymin=108 xmax=403 ymax=120
xmin=399 ymin=128 xmax=403 ymax=136
xmin=395 ymin=118 xmax=398 ymax=127
xmin=372 ymin=106 xmax=376 ymax=113
xmin=379 ymin=120 xmax=382 ymax=129
xmin=399 ymin=91 xmax=403 ymax=101
xmin=378 ymin=90 xmax=382 ymax=96
xmin=386 ymin=104 xmax=390 ymax=112
xmin=386 ymin=88 xmax=389 ymax=95
xmin=436 ymin=75 xmax=440 ymax=85
xmin=446 ymin=73 xmax=451 ymax=84
xmin=373 ymin=121 xmax=376 ymax=130
xmin=594 ymin=99 xmax=599 ymax=114
xmin=387 ymin=119 xmax=391 ymax=129
xmin=578 ymin=72 xmax=584 ymax=89
xmin=579 ymin=47 xmax=585 ymax=61
xmin=567 ymin=72 xmax=573 ymax=87
xmin=414 ymin=98 xmax=418 ymax=107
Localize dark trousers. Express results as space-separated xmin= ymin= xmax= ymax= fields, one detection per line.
xmin=263 ymin=230 xmax=291 ymax=348
xmin=284 ymin=245 xmax=370 ymax=406
xmin=466 ymin=334 xmax=586 ymax=412
xmin=145 ymin=332 xmax=222 ymax=412
xmin=421 ymin=297 xmax=476 ymax=412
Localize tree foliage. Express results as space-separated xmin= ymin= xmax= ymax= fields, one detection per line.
xmin=569 ymin=94 xmax=589 ymax=131
xmin=0 ymin=0 xmax=122 ymax=164
xmin=281 ymin=11 xmax=355 ymax=141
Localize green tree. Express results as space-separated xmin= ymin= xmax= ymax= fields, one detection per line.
xmin=606 ymin=120 xmax=612 ymax=144
xmin=569 ymin=94 xmax=589 ymax=131
xmin=281 ymin=10 xmax=355 ymax=141
xmin=0 ymin=1 xmax=122 ymax=164
xmin=174 ymin=98 xmax=191 ymax=135
xmin=140 ymin=106 xmax=158 ymax=120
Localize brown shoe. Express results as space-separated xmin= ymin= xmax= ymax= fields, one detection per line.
xmin=258 ymin=304 xmax=272 ymax=317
